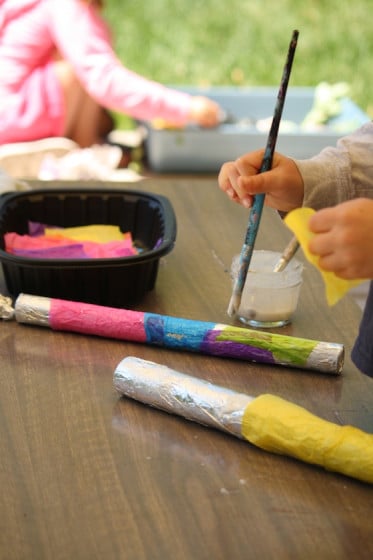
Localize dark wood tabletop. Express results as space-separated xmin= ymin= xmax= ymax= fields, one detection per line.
xmin=1 ymin=178 xmax=372 ymax=560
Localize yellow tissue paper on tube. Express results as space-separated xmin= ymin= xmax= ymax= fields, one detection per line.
xmin=242 ymin=394 xmax=373 ymax=484
xmin=284 ymin=207 xmax=363 ymax=305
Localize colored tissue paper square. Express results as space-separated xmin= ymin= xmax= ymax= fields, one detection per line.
xmin=28 ymin=221 xmax=62 ymax=236
xmin=4 ymin=224 xmax=138 ymax=260
xmin=44 ymin=224 xmax=125 ymax=243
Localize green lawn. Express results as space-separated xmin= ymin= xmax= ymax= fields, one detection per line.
xmin=104 ymin=0 xmax=373 ymax=128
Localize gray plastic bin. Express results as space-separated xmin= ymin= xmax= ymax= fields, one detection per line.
xmin=144 ymin=86 xmax=370 ymax=173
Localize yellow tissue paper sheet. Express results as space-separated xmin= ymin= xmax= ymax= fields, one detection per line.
xmin=242 ymin=394 xmax=373 ymax=484
xmin=45 ymin=225 xmax=124 ymax=243
xmin=284 ymin=207 xmax=363 ymax=305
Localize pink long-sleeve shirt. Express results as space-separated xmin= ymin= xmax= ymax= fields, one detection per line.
xmin=0 ymin=0 xmax=192 ymax=143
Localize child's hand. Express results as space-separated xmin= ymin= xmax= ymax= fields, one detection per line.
xmin=309 ymin=198 xmax=373 ymax=280
xmin=188 ymin=96 xmax=221 ymax=127
xmin=218 ymin=150 xmax=304 ymax=212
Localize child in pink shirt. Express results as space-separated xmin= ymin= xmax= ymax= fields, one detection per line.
xmin=0 ymin=0 xmax=220 ymax=147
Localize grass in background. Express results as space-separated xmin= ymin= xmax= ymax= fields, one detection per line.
xmin=104 ymin=0 xmax=373 ymax=128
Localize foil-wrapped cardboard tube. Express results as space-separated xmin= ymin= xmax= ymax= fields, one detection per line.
xmin=14 ymin=293 xmax=344 ymax=374
xmin=114 ymin=357 xmax=373 ymax=484
xmin=114 ymin=356 xmax=253 ymax=437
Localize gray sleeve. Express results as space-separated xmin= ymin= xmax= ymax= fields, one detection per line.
xmin=293 ymin=122 xmax=373 ymax=210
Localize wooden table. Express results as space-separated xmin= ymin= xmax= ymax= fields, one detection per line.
xmin=1 ymin=178 xmax=372 ymax=560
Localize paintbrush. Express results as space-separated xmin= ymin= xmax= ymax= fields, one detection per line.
xmin=227 ymin=29 xmax=299 ymax=317
xmin=273 ymin=236 xmax=300 ymax=272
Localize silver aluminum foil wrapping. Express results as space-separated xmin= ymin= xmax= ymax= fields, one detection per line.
xmin=306 ymin=343 xmax=344 ymax=373
xmin=0 ymin=294 xmax=14 ymax=320
xmin=114 ymin=356 xmax=254 ymax=438
xmin=15 ymin=293 xmax=51 ymax=327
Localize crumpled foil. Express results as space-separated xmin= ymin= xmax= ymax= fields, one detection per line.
xmin=15 ymin=293 xmax=51 ymax=327
xmin=114 ymin=356 xmax=253 ymax=438
xmin=0 ymin=294 xmax=14 ymax=320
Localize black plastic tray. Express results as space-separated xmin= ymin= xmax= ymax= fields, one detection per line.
xmin=0 ymin=188 xmax=176 ymax=307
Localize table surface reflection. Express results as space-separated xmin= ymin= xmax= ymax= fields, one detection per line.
xmin=0 ymin=178 xmax=372 ymax=560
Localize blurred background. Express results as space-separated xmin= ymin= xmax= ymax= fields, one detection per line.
xmin=104 ymin=0 xmax=373 ymax=129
